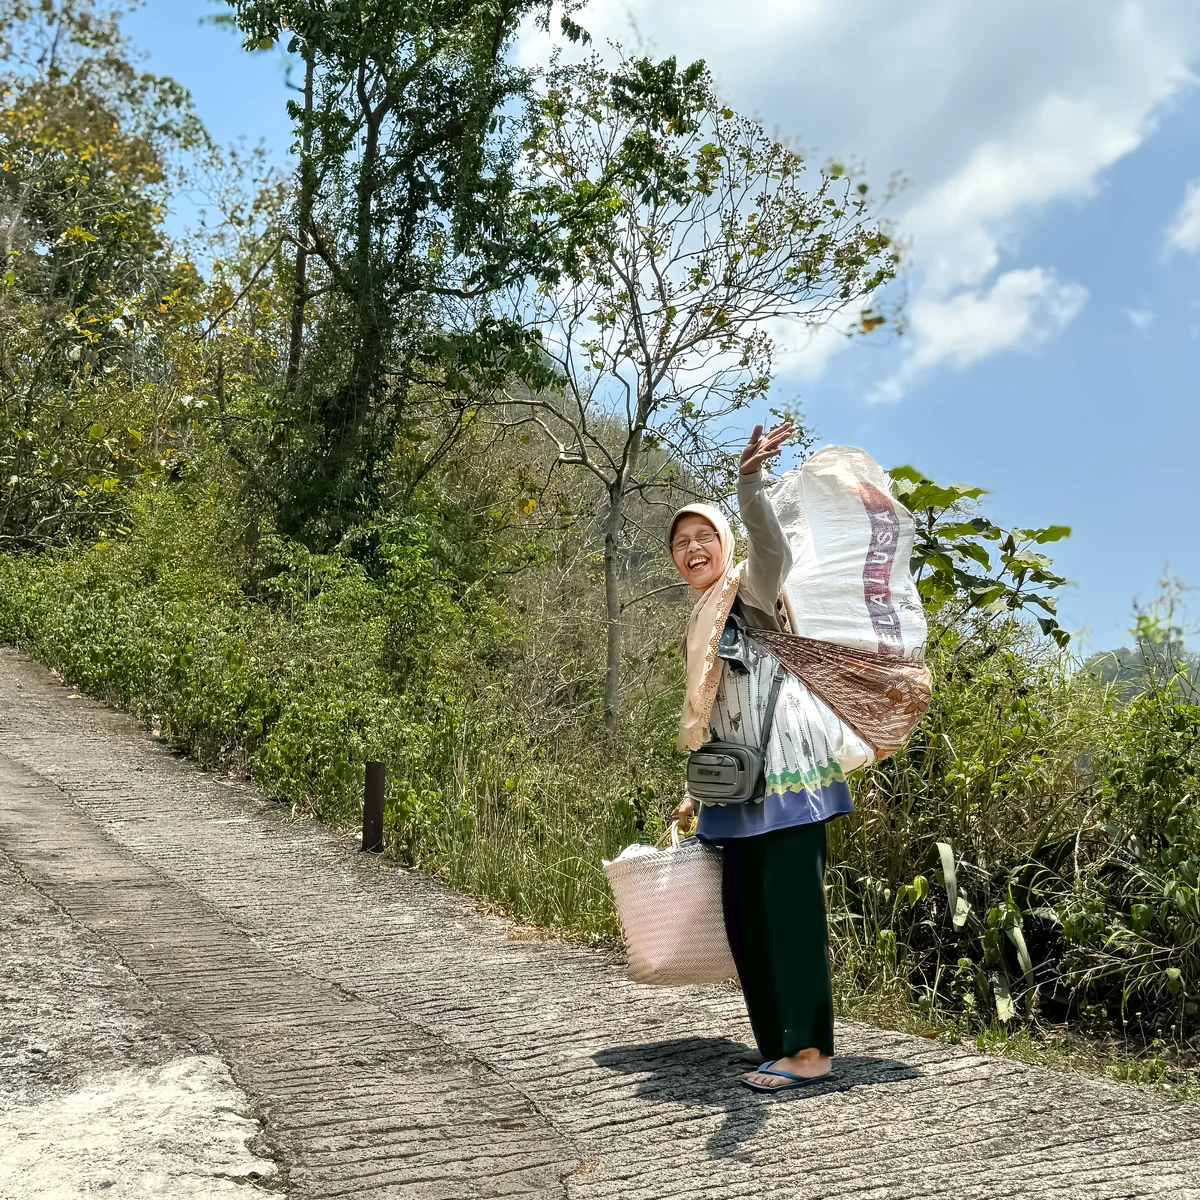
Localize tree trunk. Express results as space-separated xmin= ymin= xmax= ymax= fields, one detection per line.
xmin=603 ymin=484 xmax=624 ymax=733
xmin=349 ymin=67 xmax=389 ymax=409
xmin=284 ymin=48 xmax=315 ymax=397
xmin=602 ymin=384 xmax=653 ymax=731
xmin=303 ymin=64 xmax=395 ymax=535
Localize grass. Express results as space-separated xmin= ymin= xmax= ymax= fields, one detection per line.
xmin=829 ymin=950 xmax=1200 ymax=1104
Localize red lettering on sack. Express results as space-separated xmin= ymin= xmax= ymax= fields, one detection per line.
xmin=858 ymin=481 xmax=903 ymax=656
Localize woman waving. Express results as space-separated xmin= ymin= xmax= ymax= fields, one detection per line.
xmin=667 ymin=423 xmax=873 ymax=1092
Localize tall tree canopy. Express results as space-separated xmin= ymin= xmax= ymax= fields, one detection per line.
xmin=223 ymin=0 xmax=580 ymax=544
xmin=0 ymin=0 xmax=204 ymax=549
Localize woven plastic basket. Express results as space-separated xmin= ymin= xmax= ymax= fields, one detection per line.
xmin=603 ymin=827 xmax=736 ymax=986
xmin=751 ymin=629 xmax=932 ymax=760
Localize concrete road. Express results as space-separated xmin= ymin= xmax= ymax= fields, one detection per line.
xmin=2 ymin=647 xmax=1199 ymax=1199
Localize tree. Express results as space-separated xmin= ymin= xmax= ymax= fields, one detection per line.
xmin=0 ymin=0 xmax=204 ymax=549
xmin=222 ymin=0 xmax=583 ymax=544
xmin=503 ymin=53 xmax=899 ymax=729
xmin=888 ymin=466 xmax=1071 ymax=647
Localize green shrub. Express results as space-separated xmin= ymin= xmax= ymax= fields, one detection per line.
xmin=0 ymin=479 xmax=670 ymax=936
xmin=829 ymin=612 xmax=1200 ymax=1045
xmin=5 ymin=476 xmax=1200 ymax=1049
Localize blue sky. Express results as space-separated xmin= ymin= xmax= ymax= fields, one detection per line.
xmin=126 ymin=1 xmax=1200 ymax=652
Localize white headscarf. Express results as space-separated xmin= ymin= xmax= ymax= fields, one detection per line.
xmin=670 ymin=503 xmax=745 ymax=752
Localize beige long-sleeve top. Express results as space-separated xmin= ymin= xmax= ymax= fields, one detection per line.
xmin=735 ymin=469 xmax=792 ymax=633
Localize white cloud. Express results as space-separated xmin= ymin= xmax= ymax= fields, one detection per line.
xmin=871 ymin=269 xmax=1088 ymax=403
xmin=522 ymin=1 xmax=1200 ymax=395
xmin=1125 ymin=306 xmax=1157 ymax=330
xmin=1165 ymin=179 xmax=1200 ymax=255
xmin=769 ymin=315 xmax=860 ymax=381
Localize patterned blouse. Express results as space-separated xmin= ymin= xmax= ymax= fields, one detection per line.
xmin=695 ymin=632 xmax=872 ymax=841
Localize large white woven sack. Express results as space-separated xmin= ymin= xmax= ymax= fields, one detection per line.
xmin=603 ymin=833 xmax=736 ymax=986
xmin=768 ymin=445 xmax=927 ymax=662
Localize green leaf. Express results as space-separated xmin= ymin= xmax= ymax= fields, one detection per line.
xmin=1025 ymin=594 xmax=1059 ymax=614
xmin=900 ymin=874 xmax=929 ymax=907
xmin=1030 ymin=525 xmax=1071 ymax=544
xmin=887 ymin=464 xmax=925 ymax=485
xmin=560 ymin=15 xmax=592 ymax=43
xmin=875 ymin=928 xmax=897 ymax=961
xmin=947 ymin=482 xmax=988 ymax=499
xmin=1004 ymin=549 xmax=1054 ymax=572
xmin=918 ymin=547 xmax=957 ymax=574
xmin=1003 ymin=919 xmax=1034 ymax=991
xmin=907 ymin=482 xmax=973 ymax=510
xmin=968 ymin=583 xmax=1008 ymax=608
xmin=956 ymin=542 xmax=992 ymax=570
xmin=992 ymin=971 xmax=1015 ymax=1022
xmin=936 ymin=841 xmax=971 ymax=929
xmin=937 ymin=520 xmax=991 ymax=540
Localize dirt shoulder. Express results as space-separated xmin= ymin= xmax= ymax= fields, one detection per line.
xmin=0 ymin=842 xmax=280 ymax=1197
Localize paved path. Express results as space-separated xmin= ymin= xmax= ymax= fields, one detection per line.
xmin=2 ymin=647 xmax=1200 ymax=1199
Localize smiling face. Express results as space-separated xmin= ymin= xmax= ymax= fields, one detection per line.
xmin=670 ymin=513 xmax=725 ymax=591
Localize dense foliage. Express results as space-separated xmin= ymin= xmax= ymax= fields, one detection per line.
xmin=0 ymin=472 xmax=678 ymax=932
xmin=3 ymin=1 xmax=1198 ymax=1070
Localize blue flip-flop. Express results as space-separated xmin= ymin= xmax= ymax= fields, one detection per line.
xmin=741 ymin=1060 xmax=838 ymax=1093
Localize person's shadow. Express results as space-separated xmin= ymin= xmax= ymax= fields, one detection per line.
xmin=592 ymin=1036 xmax=922 ymax=1160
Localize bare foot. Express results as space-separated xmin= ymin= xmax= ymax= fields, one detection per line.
xmin=741 ymin=1047 xmax=832 ymax=1089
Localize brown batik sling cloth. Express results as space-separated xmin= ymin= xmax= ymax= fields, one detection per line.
xmin=749 ymin=629 xmax=932 ymax=761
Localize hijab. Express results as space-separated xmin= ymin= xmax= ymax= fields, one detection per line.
xmin=671 ymin=503 xmax=745 ymax=752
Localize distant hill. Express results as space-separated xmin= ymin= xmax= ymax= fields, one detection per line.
xmin=1085 ymin=637 xmax=1200 ymax=702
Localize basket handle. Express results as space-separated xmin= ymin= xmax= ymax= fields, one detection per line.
xmin=654 ymin=821 xmax=683 ymax=849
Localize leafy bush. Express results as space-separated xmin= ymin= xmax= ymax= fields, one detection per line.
xmin=4 ymin=464 xmax=1200 ymax=1053
xmin=0 ymin=477 xmax=670 ymax=936
xmin=831 ymin=610 xmax=1200 ymax=1045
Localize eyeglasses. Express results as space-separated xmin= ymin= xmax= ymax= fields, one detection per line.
xmin=670 ymin=528 xmax=719 ymax=555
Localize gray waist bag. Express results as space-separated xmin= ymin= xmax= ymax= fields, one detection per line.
xmin=686 ymin=666 xmax=784 ymax=804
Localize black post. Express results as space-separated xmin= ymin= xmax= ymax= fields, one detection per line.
xmin=362 ymin=761 xmax=385 ymax=853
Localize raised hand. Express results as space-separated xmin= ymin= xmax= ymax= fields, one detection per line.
xmin=739 ymin=422 xmax=794 ymax=476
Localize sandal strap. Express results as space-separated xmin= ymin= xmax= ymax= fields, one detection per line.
xmin=756 ymin=1066 xmax=808 ymax=1084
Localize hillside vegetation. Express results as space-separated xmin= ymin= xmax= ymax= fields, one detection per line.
xmin=2 ymin=1 xmax=1198 ymax=1087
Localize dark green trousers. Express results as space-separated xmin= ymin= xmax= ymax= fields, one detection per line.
xmin=720 ymin=820 xmax=834 ymax=1059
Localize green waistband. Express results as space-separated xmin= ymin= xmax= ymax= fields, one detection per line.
xmin=764 ymin=758 xmax=845 ymax=796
